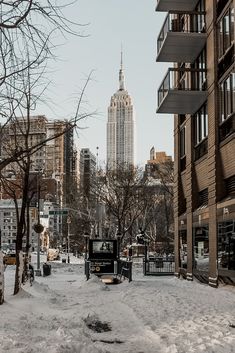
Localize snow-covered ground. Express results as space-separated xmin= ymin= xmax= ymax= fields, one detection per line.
xmin=1 ymin=255 xmax=235 ymax=353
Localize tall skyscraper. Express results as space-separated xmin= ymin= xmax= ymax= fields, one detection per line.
xmin=106 ymin=53 xmax=135 ymax=169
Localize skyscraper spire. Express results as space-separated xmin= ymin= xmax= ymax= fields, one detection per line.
xmin=107 ymin=48 xmax=135 ymax=169
xmin=119 ymin=48 xmax=125 ymax=90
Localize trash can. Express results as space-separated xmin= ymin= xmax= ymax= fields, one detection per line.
xmin=43 ymin=263 xmax=51 ymax=276
xmin=62 ymin=258 xmax=66 ymax=263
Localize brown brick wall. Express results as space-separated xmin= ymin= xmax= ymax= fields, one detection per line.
xmin=220 ymin=139 xmax=235 ymax=178
xmin=172 ymin=0 xmax=235 ymax=285
xmin=194 ymin=157 xmax=208 ymax=191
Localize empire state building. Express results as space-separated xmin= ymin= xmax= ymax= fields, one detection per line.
xmin=106 ymin=53 xmax=135 ymax=169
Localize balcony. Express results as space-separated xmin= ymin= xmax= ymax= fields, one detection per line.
xmin=157 ymin=68 xmax=207 ymax=115
xmin=156 ymin=13 xmax=206 ymax=63
xmin=156 ymin=0 xmax=199 ymax=12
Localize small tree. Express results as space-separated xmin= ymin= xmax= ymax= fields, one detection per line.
xmin=142 ymin=161 xmax=174 ymax=254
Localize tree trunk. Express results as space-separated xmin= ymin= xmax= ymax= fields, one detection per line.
xmin=14 ymin=251 xmax=24 ymax=295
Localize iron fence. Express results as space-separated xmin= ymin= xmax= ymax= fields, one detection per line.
xmin=144 ymin=257 xmax=175 ymax=276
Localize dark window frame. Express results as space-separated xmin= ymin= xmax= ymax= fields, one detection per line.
xmin=217 ymin=2 xmax=234 ymax=60
xmin=179 ymin=124 xmax=186 ymax=172
xmin=194 ymin=104 xmax=208 ymax=145
xmin=219 ymin=69 xmax=235 ymax=123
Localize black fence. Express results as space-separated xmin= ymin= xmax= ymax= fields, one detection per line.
xmin=118 ymin=260 xmax=132 ymax=282
xmin=144 ymin=257 xmax=175 ymax=276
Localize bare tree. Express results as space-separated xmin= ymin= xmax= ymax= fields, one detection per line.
xmin=151 ymin=160 xmax=174 ymax=197
xmin=0 ymin=0 xmax=90 ymax=172
xmin=0 ymin=0 xmax=83 ymax=87
xmin=142 ymin=161 xmax=174 ymax=254
xmin=0 ymin=61 xmax=94 ymax=295
xmin=90 ymin=164 xmax=151 ymax=244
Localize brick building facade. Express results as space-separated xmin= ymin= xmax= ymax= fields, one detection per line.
xmin=156 ymin=0 xmax=235 ymax=286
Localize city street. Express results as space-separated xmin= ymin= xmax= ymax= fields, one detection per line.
xmin=1 ymin=257 xmax=235 ymax=353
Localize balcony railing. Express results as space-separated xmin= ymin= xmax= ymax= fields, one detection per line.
xmin=157 ymin=13 xmax=206 ymax=63
xmin=157 ymin=68 xmax=207 ymax=115
xmin=156 ymin=0 xmax=199 ymax=12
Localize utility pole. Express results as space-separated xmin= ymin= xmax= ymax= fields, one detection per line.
xmin=37 ymin=182 xmax=40 ymax=271
xmin=34 ymin=173 xmax=44 ymax=276
xmin=67 ymin=216 xmax=71 ymax=263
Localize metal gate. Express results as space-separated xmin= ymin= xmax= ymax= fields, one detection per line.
xmin=144 ymin=257 xmax=175 ymax=276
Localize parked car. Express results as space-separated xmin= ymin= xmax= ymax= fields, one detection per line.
xmin=3 ymin=252 xmax=31 ymax=266
xmin=4 ymin=253 xmax=16 ymax=265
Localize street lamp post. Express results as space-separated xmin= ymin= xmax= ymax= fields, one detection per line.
xmin=67 ymin=216 xmax=71 ymax=263
xmin=84 ymin=232 xmax=89 ymax=260
xmin=37 ymin=184 xmax=40 ymax=272
xmin=33 ymin=175 xmax=44 ymax=276
xmin=116 ymin=232 xmax=121 ymax=259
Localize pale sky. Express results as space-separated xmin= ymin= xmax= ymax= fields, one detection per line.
xmin=36 ymin=0 xmax=173 ymax=167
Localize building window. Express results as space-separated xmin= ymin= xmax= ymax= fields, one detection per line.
xmin=180 ymin=125 xmax=186 ymax=157
xmin=198 ymin=188 xmax=208 ymax=207
xmin=179 ymin=230 xmax=187 ymax=268
xmin=180 ymin=125 xmax=186 ymax=172
xmin=225 ymin=175 xmax=235 ymax=195
xmin=193 ymin=226 xmax=209 ymax=271
xmin=194 ymin=0 xmax=205 ymax=33
xmin=218 ymin=3 xmax=234 ymax=59
xmin=192 ymin=49 xmax=207 ymax=90
xmin=219 ymin=70 xmax=235 ymax=122
xmin=217 ymin=0 xmax=231 ymax=17
xmin=194 ymin=104 xmax=208 ymax=145
xmin=194 ymin=104 xmax=208 ymax=160
xmin=218 ymin=221 xmax=235 ymax=270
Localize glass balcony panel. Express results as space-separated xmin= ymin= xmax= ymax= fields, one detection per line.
xmin=157 ymin=68 xmax=207 ymax=115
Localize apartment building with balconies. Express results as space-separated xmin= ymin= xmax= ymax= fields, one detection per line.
xmin=156 ymin=0 xmax=235 ymax=286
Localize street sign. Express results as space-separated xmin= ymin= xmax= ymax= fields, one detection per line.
xmin=49 ymin=210 xmax=68 ymax=215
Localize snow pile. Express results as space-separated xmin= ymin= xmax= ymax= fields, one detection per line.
xmin=1 ymin=256 xmax=235 ymax=353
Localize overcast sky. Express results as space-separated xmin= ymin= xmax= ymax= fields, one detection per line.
xmin=36 ymin=0 xmax=173 ymax=167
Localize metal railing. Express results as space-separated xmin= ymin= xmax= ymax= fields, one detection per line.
xmin=144 ymin=257 xmax=175 ymax=276
xmin=157 ymin=12 xmax=206 ymax=53
xmin=158 ymin=68 xmax=207 ymax=107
